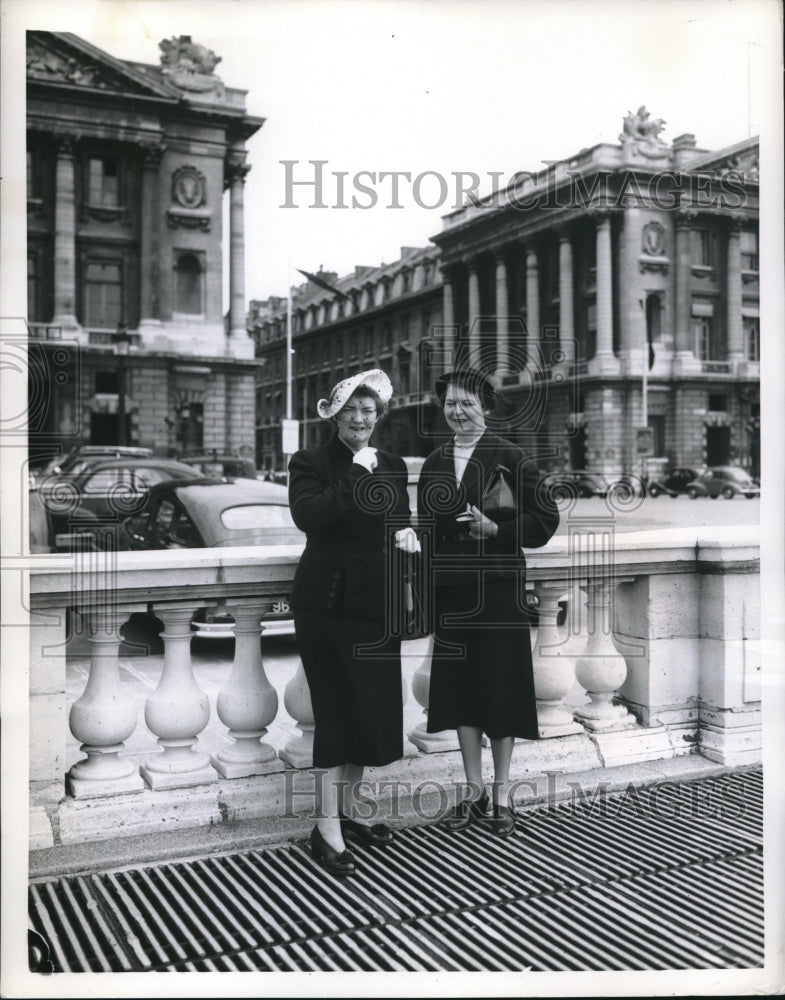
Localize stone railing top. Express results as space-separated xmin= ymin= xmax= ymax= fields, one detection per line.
xmin=28 ymin=526 xmax=760 ymax=607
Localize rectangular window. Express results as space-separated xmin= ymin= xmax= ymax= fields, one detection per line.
xmin=743 ymin=316 xmax=760 ymax=361
xmin=95 ymin=370 xmax=119 ymax=394
xmin=175 ymin=252 xmax=203 ymax=315
xmin=692 ymin=317 xmax=714 ymax=360
xmin=691 ymin=229 xmax=714 ymax=267
xmin=27 ymin=255 xmax=38 ymax=321
xmin=84 ymin=261 xmax=123 ymax=328
xmin=88 ymin=156 xmax=120 ymax=207
xmin=740 ymin=231 xmax=758 ymax=271
xmin=364 ymin=328 xmax=373 ymax=355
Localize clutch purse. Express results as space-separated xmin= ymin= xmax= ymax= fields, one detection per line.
xmin=481 ymin=464 xmax=517 ymax=521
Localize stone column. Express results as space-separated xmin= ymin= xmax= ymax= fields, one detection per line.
xmin=211 ymin=602 xmax=284 ymax=778
xmin=51 ymin=135 xmax=80 ymax=331
xmin=590 ymin=214 xmax=619 ymax=375
xmin=525 ymin=248 xmax=540 ymax=373
xmin=66 ymin=608 xmax=144 ymax=798
xmin=672 ymin=212 xmax=700 ymax=373
xmin=441 ymin=271 xmax=457 ymax=369
xmin=558 ymin=232 xmax=575 ymax=364
xmin=495 ymin=253 xmax=510 ymax=374
xmin=138 ymin=142 xmax=165 ymax=338
xmin=726 ymin=220 xmax=744 ymax=366
xmin=227 ymin=159 xmax=252 ymax=345
xmin=140 ymin=606 xmax=217 ymax=789
xmin=467 ymin=260 xmax=481 ymax=364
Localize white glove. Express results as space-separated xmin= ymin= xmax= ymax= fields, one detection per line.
xmin=352 ymin=446 xmax=378 ymax=472
xmin=394 ymin=527 xmax=421 ymax=554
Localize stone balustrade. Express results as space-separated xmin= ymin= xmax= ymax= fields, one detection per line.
xmin=28 ymin=524 xmax=760 ymax=850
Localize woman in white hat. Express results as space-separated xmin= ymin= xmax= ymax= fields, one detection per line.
xmin=288 ymin=369 xmax=419 ymax=877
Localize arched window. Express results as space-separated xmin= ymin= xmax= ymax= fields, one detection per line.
xmin=175 ymin=253 xmax=202 ymax=315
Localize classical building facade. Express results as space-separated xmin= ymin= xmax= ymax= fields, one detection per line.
xmin=248 ymin=246 xmax=443 ymax=470
xmin=250 ymin=112 xmax=760 ymax=480
xmin=26 ymin=31 xmax=263 ymax=463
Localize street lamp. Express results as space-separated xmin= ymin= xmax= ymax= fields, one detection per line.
xmin=112 ymin=323 xmax=131 ymax=446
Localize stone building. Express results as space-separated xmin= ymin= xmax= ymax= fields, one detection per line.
xmin=26 ymin=31 xmax=263 ymax=463
xmin=250 ymin=111 xmax=760 ymax=480
xmin=248 ymin=246 xmax=443 ymax=471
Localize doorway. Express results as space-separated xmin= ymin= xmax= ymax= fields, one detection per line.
xmin=706 ymin=425 xmax=730 ymax=466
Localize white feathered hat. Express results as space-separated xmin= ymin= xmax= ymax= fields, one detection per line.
xmin=316 ymin=368 xmax=394 ymax=419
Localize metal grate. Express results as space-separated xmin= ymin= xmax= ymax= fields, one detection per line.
xmin=29 ymin=768 xmax=764 ymax=973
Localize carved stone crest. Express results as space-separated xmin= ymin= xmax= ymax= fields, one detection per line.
xmin=172 ymin=166 xmax=206 ymax=209
xmin=159 ymin=36 xmax=224 ymax=94
xmin=642 ymin=221 xmax=665 ymax=256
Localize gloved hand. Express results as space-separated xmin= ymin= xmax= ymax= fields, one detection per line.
xmin=352 ymin=446 xmax=378 ymax=472
xmin=394 ymin=527 xmax=421 ymax=554
xmin=468 ymin=504 xmax=498 ymax=539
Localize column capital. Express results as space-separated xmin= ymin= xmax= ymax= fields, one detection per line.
xmin=53 ymin=132 xmax=78 ymax=156
xmin=225 ymin=160 xmax=252 ymax=188
xmin=555 ymin=225 xmax=573 ymax=244
xmin=140 ymin=141 xmax=167 ymax=167
xmin=725 ymin=216 xmax=745 ymax=234
xmin=586 ymin=207 xmax=612 ymax=227
xmin=675 ymin=208 xmax=699 ymax=229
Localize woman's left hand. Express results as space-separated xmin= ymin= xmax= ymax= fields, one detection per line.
xmin=468 ymin=505 xmax=498 ymax=539
xmin=394 ymin=527 xmax=421 ymax=553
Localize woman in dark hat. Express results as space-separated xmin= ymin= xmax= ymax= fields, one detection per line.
xmin=417 ymin=366 xmax=559 ymax=837
xmin=288 ymin=368 xmax=418 ymax=876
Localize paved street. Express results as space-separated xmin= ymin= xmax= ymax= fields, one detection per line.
xmin=554 ymin=495 xmax=760 ymax=535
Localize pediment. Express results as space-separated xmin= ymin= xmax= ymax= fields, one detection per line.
xmin=688 ymin=137 xmax=760 ymax=181
xmin=26 ymin=31 xmax=180 ymax=99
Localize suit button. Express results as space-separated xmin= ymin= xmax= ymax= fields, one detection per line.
xmin=333 ymin=571 xmax=341 ymax=580
xmin=327 ymin=601 xmax=335 ymax=610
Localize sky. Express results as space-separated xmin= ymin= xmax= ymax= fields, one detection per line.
xmin=1 ymin=0 xmax=782 ymax=306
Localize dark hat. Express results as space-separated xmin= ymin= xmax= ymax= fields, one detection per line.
xmin=434 ymin=366 xmax=499 ymax=410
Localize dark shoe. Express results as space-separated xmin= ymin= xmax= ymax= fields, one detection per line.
xmin=441 ymin=791 xmax=490 ymax=831
xmin=340 ymin=815 xmax=394 ymax=846
xmin=487 ymin=803 xmax=516 ymax=838
xmin=308 ymin=825 xmax=357 ymax=877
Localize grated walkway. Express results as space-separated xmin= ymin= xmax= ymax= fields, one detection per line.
xmin=29 ymin=768 xmax=763 ymax=973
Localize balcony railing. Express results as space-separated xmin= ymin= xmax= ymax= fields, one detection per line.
xmin=28 ymin=523 xmax=760 ymax=852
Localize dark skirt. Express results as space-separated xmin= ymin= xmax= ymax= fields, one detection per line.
xmin=293 ymin=609 xmax=403 ymax=768
xmin=426 ymin=574 xmax=539 ymax=740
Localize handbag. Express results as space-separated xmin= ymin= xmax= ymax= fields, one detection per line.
xmin=481 ymin=464 xmax=517 ymax=521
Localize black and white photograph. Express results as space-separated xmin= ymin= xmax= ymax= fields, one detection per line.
xmin=1 ymin=0 xmax=783 ymax=997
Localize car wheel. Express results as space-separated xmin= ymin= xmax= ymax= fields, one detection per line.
xmin=746 ymin=493 xmax=756 ymax=499
xmin=648 ymin=485 xmax=661 ymax=498
xmin=687 ymin=487 xmax=698 ymax=499
xmin=721 ymin=486 xmax=735 ymax=499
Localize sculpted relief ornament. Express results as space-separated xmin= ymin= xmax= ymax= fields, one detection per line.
xmin=159 ymin=36 xmax=224 ymax=95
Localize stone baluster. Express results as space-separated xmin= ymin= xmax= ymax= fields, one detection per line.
xmin=531 ymin=580 xmax=583 ymax=737
xmin=573 ymin=577 xmax=637 ymax=731
xmin=278 ymin=659 xmax=315 ymax=768
xmin=67 ymin=607 xmax=144 ymax=798
xmin=211 ymin=602 xmax=284 ymax=778
xmin=407 ymin=635 xmax=461 ymax=752
xmin=140 ymin=607 xmax=217 ymax=789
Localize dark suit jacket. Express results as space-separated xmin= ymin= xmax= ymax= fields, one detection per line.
xmin=288 ymin=434 xmax=412 ymax=620
xmin=416 ymin=431 xmax=559 ymax=587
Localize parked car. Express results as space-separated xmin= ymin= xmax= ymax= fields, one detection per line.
xmin=647 ymin=467 xmax=702 ymax=498
xmin=30 ymin=445 xmax=154 ymax=487
xmin=119 ymin=478 xmax=306 ymax=638
xmin=684 ymin=466 xmax=760 ymax=499
xmin=37 ymin=457 xmax=202 ymax=552
xmin=179 ymin=452 xmax=258 ymax=481
xmin=542 ymin=470 xmax=610 ymax=498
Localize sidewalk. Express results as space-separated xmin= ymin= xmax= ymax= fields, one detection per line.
xmin=29 ymin=766 xmax=763 ymax=974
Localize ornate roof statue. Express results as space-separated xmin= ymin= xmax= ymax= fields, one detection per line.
xmin=619 ymin=105 xmax=668 ymax=158
xmin=159 ymin=35 xmax=224 ymax=94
